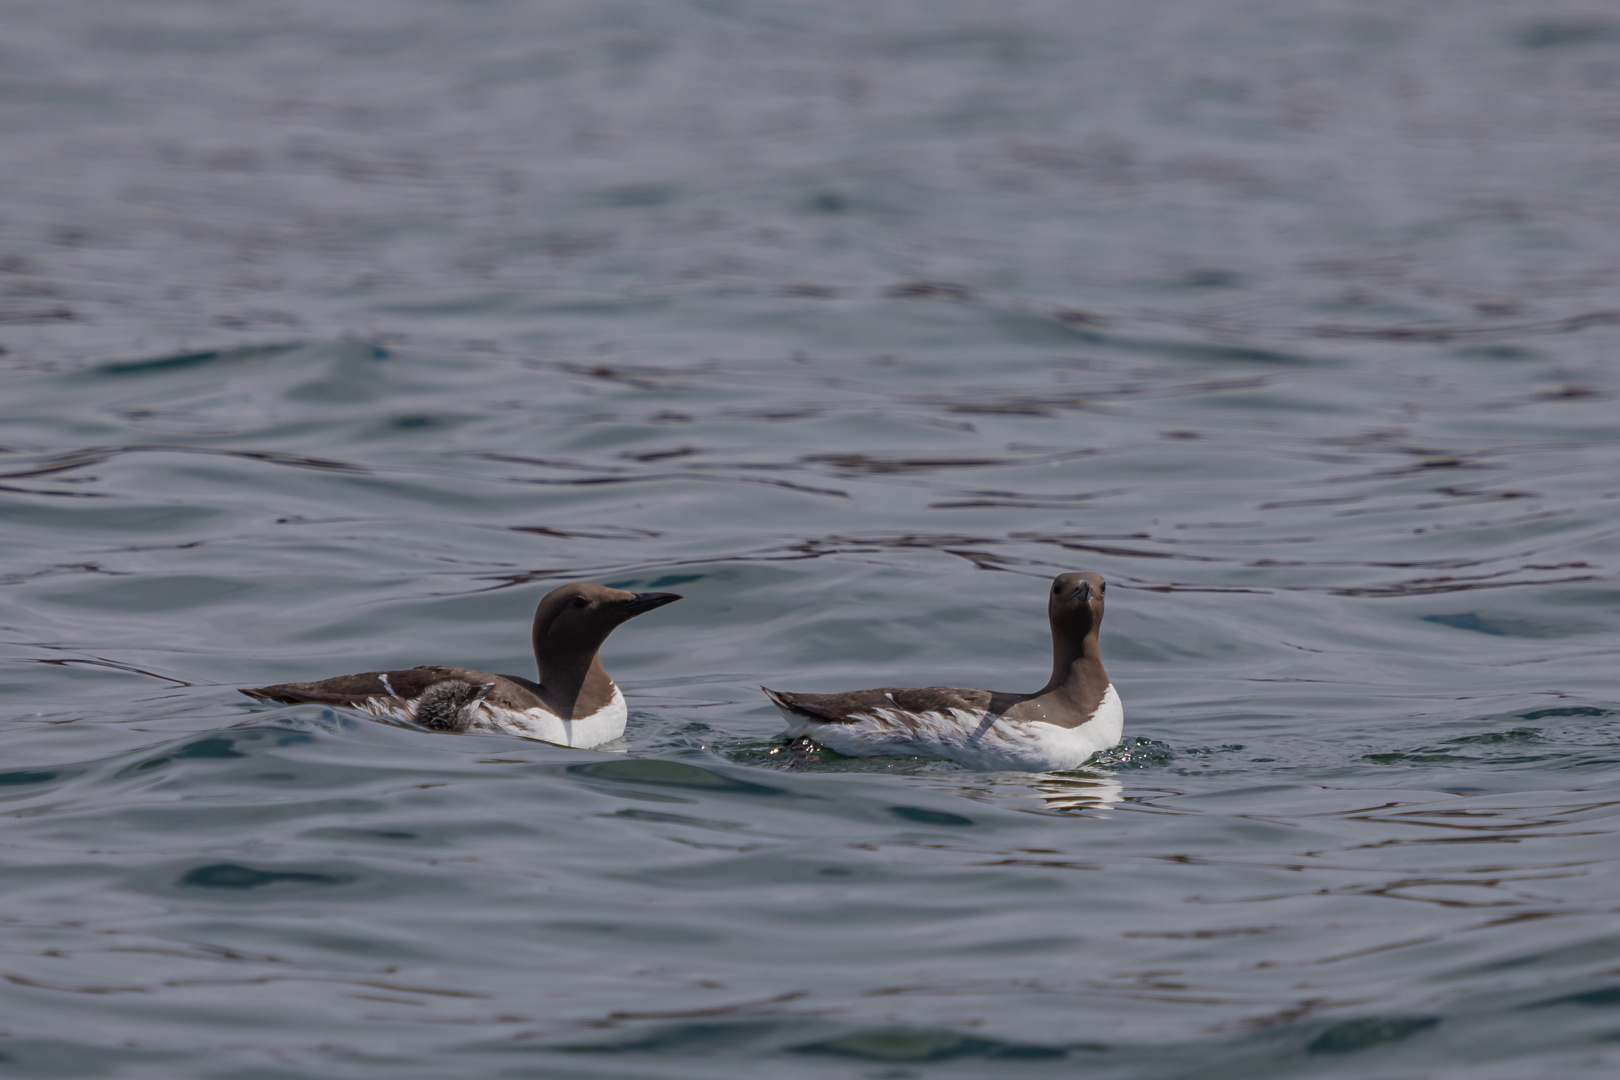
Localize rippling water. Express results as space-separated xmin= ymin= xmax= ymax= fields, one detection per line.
xmin=4 ymin=1 xmax=1620 ymax=1076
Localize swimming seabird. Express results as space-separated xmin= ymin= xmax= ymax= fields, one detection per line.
xmin=763 ymin=572 xmax=1122 ymax=771
xmin=241 ymin=582 xmax=680 ymax=747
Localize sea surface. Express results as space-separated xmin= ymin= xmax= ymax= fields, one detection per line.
xmin=3 ymin=1 xmax=1620 ymax=1076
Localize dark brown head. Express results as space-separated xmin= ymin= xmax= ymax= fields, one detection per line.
xmin=1040 ymin=571 xmax=1108 ymax=698
xmin=1048 ymin=570 xmax=1105 ymax=643
xmin=531 ymin=582 xmax=681 ymax=688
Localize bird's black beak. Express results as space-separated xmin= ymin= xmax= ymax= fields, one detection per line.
xmin=1070 ymin=580 xmax=1094 ymax=602
xmin=617 ymin=592 xmax=683 ymax=616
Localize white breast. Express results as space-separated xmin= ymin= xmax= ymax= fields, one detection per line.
xmin=357 ymin=685 xmax=628 ymax=749
xmin=468 ymin=686 xmax=628 ymax=748
xmin=1079 ymin=683 xmax=1125 ymax=755
xmin=777 ymin=684 xmax=1124 ymax=773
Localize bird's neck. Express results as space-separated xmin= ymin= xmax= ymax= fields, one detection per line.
xmin=536 ymin=650 xmax=616 ymax=719
xmin=1042 ymin=631 xmax=1105 ymax=696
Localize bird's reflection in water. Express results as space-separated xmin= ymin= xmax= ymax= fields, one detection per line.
xmin=750 ymin=738 xmax=1124 ymax=814
xmin=954 ymin=768 xmax=1124 ymax=815
xmin=1029 ymin=769 xmax=1124 ymax=813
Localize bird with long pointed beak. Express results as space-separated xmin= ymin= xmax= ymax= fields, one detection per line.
xmin=242 ymin=582 xmax=680 ymax=747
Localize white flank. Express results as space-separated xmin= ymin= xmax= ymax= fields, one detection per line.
xmin=773 ymin=683 xmax=1125 ymax=773
xmin=356 ymin=685 xmax=628 ymax=749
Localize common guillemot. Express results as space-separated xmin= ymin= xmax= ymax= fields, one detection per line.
xmin=763 ymin=571 xmax=1122 ymax=771
xmin=241 ymin=583 xmax=680 ymax=747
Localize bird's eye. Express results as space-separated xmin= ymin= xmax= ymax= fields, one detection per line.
xmin=1098 ymin=581 xmax=1106 ymax=594
xmin=570 ymin=596 xmax=588 ymax=609
xmin=1053 ymin=582 xmax=1061 ymax=594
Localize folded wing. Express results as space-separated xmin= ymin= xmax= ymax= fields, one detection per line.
xmin=241 ymin=665 xmax=551 ymax=730
xmin=764 ymin=685 xmax=998 ymax=723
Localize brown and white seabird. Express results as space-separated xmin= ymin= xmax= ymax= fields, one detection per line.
xmin=241 ymin=582 xmax=680 ymax=747
xmin=763 ymin=571 xmax=1122 ymax=771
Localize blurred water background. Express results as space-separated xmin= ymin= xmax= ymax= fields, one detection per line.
xmin=3 ymin=1 xmax=1620 ymax=1076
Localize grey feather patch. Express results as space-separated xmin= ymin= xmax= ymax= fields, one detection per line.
xmin=413 ymin=680 xmax=490 ymax=732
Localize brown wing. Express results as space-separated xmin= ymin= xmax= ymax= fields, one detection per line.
xmin=241 ymin=666 xmax=546 ymax=711
xmin=764 ymin=685 xmax=1015 ymax=723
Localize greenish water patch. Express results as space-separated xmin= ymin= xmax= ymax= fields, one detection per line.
xmin=178 ymin=864 xmax=352 ymax=889
xmin=1425 ymin=612 xmax=1506 ymax=635
xmin=888 ymin=805 xmax=975 ymax=826
xmin=0 ymin=768 xmax=68 ymax=786
xmin=791 ymin=1028 xmax=1075 ymax=1062
xmin=1305 ymin=1016 xmax=1439 ymax=1054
